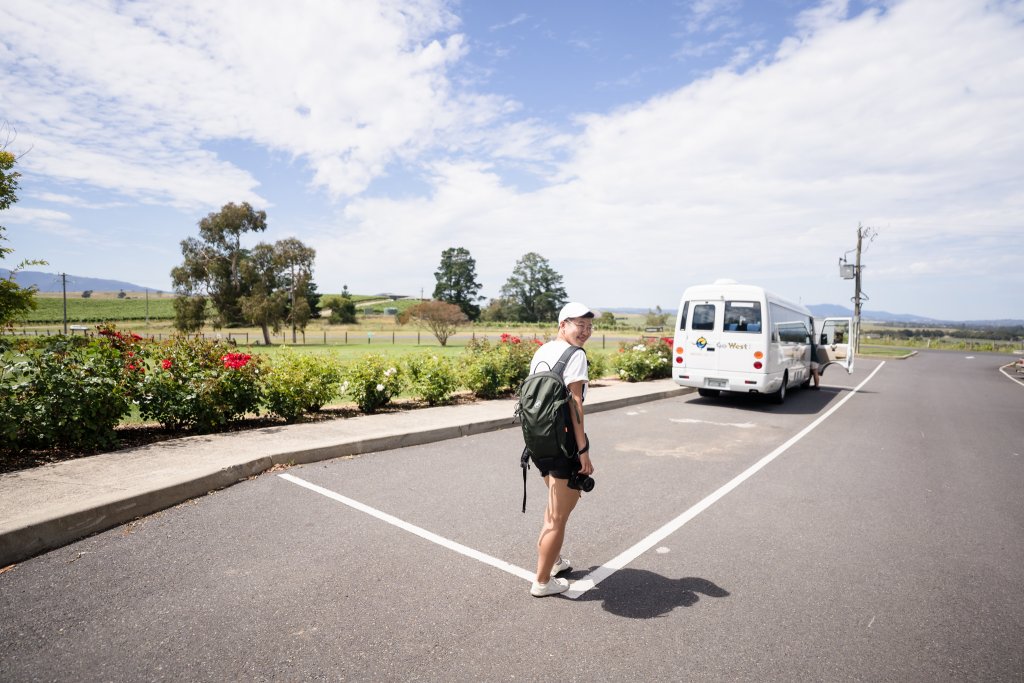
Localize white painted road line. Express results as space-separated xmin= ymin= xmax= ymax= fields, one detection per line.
xmin=669 ymin=418 xmax=756 ymax=429
xmin=563 ymin=362 xmax=886 ymax=599
xmin=277 ymin=472 xmax=535 ymax=582
xmin=280 ymin=364 xmax=884 ymax=600
xmin=998 ymin=363 xmax=1024 ymax=387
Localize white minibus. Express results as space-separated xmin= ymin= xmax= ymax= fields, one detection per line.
xmin=672 ymin=279 xmax=854 ymax=403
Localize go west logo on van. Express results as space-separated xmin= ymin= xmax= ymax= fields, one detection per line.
xmin=725 ymin=342 xmax=749 ymax=350
xmin=695 ymin=337 xmax=708 ymax=349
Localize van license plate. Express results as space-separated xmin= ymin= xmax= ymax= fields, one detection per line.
xmin=707 ymin=378 xmax=727 ymax=389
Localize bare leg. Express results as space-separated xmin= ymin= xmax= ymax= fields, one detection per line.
xmin=535 ymin=476 xmax=580 ymax=583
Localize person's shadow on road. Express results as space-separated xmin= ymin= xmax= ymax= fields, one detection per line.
xmin=573 ymin=569 xmax=729 ymax=619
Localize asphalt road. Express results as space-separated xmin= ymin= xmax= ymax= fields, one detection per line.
xmin=2 ymin=350 xmax=1022 ymax=682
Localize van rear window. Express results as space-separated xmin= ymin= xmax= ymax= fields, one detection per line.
xmin=723 ymin=301 xmax=762 ymax=332
xmin=691 ymin=304 xmax=715 ymax=331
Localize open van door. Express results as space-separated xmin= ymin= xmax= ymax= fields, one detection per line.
xmin=818 ymin=317 xmax=855 ymax=374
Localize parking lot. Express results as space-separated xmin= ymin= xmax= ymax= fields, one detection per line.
xmin=2 ymin=353 xmax=1023 ymax=681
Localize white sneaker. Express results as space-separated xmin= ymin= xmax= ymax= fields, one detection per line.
xmin=530 ymin=576 xmax=570 ymax=597
xmin=552 ymin=556 xmax=572 ymax=576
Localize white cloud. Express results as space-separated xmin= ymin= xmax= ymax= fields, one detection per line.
xmin=489 ymin=13 xmax=529 ymax=32
xmin=793 ymin=0 xmax=851 ymax=37
xmin=29 ymin=192 xmax=124 ymax=210
xmin=313 ymin=0 xmax=1024 ymax=318
xmin=0 ymin=0 xmax=511 ymax=208
xmin=3 ymin=0 xmax=1022 ymax=319
xmin=683 ymin=0 xmax=743 ymax=35
xmin=5 ymin=206 xmax=71 ymax=223
xmin=4 ymin=206 xmax=90 ymax=239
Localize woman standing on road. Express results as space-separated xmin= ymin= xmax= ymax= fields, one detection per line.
xmin=528 ymin=302 xmax=595 ymax=597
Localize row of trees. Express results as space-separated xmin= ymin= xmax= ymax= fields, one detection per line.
xmin=432 ymin=247 xmax=568 ymax=323
xmin=395 ymin=248 xmax=572 ymax=346
xmin=171 ymin=202 xmax=322 ymax=345
xmin=171 ymin=219 xmax=576 ymax=345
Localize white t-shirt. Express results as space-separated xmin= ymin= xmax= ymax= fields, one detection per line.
xmin=530 ymin=340 xmax=588 ymax=399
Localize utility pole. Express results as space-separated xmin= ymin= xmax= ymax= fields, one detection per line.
xmin=291 ymin=283 xmax=298 ymax=344
xmin=839 ymin=223 xmax=877 ymax=355
xmin=61 ymin=272 xmax=68 ymax=335
xmin=853 ymin=226 xmax=863 ymax=355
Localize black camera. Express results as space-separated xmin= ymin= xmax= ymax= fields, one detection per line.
xmin=567 ymin=471 xmax=595 ymax=493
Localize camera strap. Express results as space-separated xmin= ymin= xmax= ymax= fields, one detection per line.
xmin=520 ymin=448 xmax=531 ymax=513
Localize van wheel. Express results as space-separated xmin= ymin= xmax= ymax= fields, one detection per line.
xmin=771 ymin=373 xmax=788 ymax=404
xmin=697 ymin=388 xmax=720 ymax=398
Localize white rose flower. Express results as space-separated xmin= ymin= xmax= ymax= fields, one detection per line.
xmin=376 ymin=383 xmax=385 ymax=391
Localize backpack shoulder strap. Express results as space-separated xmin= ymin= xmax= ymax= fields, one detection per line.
xmin=551 ymin=345 xmax=584 ymax=380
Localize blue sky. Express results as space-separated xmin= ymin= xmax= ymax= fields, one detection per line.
xmin=1 ymin=0 xmax=1022 ymax=320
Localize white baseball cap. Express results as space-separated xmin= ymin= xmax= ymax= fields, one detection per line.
xmin=558 ymin=302 xmax=594 ymax=323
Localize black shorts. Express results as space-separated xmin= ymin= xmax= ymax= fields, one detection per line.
xmin=536 ymin=456 xmax=580 ymax=480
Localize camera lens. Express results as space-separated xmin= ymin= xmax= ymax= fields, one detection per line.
xmin=568 ymin=473 xmax=595 ymax=492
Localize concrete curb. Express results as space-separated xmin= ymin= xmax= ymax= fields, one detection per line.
xmin=1 ymin=459 xmax=273 ymax=568
xmin=0 ymin=382 xmax=691 ymax=566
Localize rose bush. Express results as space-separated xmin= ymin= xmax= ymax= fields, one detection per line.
xmin=403 ymin=353 xmax=460 ymax=406
xmin=139 ymin=337 xmax=264 ymax=431
xmin=263 ymin=348 xmax=344 ymax=422
xmin=343 ymin=353 xmax=402 ymax=413
xmin=612 ymin=338 xmax=672 ymax=382
xmin=0 ymin=328 xmax=146 ymax=451
xmin=460 ymin=334 xmax=540 ymax=399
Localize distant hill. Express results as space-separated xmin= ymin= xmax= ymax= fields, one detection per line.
xmin=806 ymin=304 xmax=941 ymax=323
xmin=0 ymin=269 xmax=163 ymax=294
xmin=806 ymin=304 xmax=1023 ymax=327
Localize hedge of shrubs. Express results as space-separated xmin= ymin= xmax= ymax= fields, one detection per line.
xmin=0 ymin=327 xmax=648 ymax=454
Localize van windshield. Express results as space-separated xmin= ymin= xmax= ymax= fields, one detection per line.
xmin=723 ymin=301 xmax=762 ymax=333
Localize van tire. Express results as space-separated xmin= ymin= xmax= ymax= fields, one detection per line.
xmin=697 ymin=388 xmax=720 ymax=398
xmin=771 ymin=373 xmax=788 ymax=404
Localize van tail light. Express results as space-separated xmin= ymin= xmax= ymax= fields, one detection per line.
xmin=753 ymin=361 xmax=763 ymax=369
xmin=753 ymin=351 xmax=764 ymax=359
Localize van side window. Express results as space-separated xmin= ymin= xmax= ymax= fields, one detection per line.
xmin=692 ymin=304 xmax=715 ymax=331
xmin=724 ymin=301 xmax=761 ymax=333
xmin=679 ymin=301 xmax=689 ymax=330
xmin=776 ymin=322 xmax=810 ymax=344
